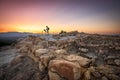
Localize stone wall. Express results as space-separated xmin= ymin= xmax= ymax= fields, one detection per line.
xmin=15 ymin=35 xmax=120 ymax=80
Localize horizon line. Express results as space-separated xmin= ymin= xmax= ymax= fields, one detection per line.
xmin=0 ymin=31 xmax=120 ymax=35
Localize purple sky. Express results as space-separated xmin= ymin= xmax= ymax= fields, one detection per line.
xmin=0 ymin=0 xmax=120 ymax=34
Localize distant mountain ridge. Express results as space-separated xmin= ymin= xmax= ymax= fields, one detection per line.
xmin=0 ymin=32 xmax=40 ymax=37
xmin=0 ymin=32 xmax=41 ymax=47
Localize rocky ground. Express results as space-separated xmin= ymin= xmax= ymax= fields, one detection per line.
xmin=0 ymin=31 xmax=120 ymax=80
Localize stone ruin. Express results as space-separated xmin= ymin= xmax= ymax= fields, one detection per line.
xmin=0 ymin=33 xmax=120 ymax=80
xmin=14 ymin=34 xmax=120 ymax=80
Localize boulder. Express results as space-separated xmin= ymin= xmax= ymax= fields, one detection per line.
xmin=31 ymin=45 xmax=44 ymax=54
xmin=39 ymin=54 xmax=55 ymax=67
xmin=28 ymin=53 xmax=39 ymax=63
xmin=106 ymin=56 xmax=116 ymax=60
xmin=114 ymin=59 xmax=120 ymax=66
xmin=79 ymin=48 xmax=88 ymax=53
xmin=49 ymin=60 xmax=85 ymax=80
xmin=83 ymin=70 xmax=91 ymax=80
xmin=96 ymin=65 xmax=116 ymax=79
xmin=115 ymin=47 xmax=120 ymax=50
xmin=101 ymin=76 xmax=108 ymax=80
xmin=91 ymin=71 xmax=101 ymax=78
xmin=55 ymin=49 xmax=67 ymax=55
xmin=99 ymin=49 xmax=104 ymax=54
xmin=38 ymin=61 xmax=46 ymax=72
xmin=65 ymin=55 xmax=92 ymax=67
xmin=38 ymin=54 xmax=55 ymax=72
xmin=17 ymin=46 xmax=28 ymax=53
xmin=48 ymin=71 xmax=63 ymax=80
xmin=35 ymin=49 xmax=49 ymax=57
xmin=108 ymin=74 xmax=120 ymax=80
xmin=106 ymin=59 xmax=115 ymax=65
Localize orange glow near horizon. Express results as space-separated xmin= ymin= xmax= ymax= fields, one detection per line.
xmin=0 ymin=24 xmax=119 ymax=34
xmin=0 ymin=1 xmax=120 ymax=34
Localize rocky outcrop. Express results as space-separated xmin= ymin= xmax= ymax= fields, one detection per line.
xmin=1 ymin=33 xmax=120 ymax=80
xmin=49 ymin=60 xmax=84 ymax=80
xmin=96 ymin=65 xmax=120 ymax=80
xmin=0 ymin=56 xmax=43 ymax=80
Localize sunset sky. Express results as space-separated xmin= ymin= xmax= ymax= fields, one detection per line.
xmin=0 ymin=0 xmax=120 ymax=34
